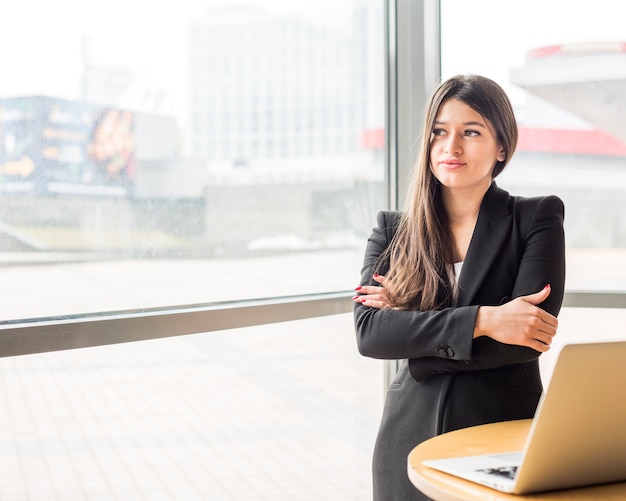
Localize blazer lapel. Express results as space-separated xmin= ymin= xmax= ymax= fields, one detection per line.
xmin=457 ymin=183 xmax=512 ymax=306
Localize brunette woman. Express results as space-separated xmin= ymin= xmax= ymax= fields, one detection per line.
xmin=354 ymin=74 xmax=565 ymax=500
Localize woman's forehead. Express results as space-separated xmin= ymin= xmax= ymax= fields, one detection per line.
xmin=435 ymin=98 xmax=484 ymax=122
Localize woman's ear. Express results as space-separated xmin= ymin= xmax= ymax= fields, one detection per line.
xmin=497 ymin=149 xmax=506 ymax=162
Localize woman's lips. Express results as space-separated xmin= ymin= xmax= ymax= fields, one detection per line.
xmin=439 ymin=159 xmax=465 ymax=168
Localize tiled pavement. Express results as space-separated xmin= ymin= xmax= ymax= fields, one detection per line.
xmin=3 ymin=253 xmax=626 ymax=501
xmin=0 ymin=314 xmax=384 ymax=500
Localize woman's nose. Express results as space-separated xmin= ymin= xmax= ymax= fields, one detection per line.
xmin=444 ymin=135 xmax=461 ymax=154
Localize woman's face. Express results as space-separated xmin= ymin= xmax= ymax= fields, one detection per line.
xmin=429 ymin=98 xmax=505 ymax=196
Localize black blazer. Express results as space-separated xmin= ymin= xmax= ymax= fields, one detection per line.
xmin=354 ymin=183 xmax=565 ymax=501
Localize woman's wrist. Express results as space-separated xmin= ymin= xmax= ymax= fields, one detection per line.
xmin=473 ymin=305 xmax=494 ymax=339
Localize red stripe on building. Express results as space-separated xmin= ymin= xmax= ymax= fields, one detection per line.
xmin=527 ymin=42 xmax=626 ymax=59
xmin=361 ymin=128 xmax=384 ymax=149
xmin=361 ymin=126 xmax=626 ymax=156
xmin=517 ymin=126 xmax=626 ymax=156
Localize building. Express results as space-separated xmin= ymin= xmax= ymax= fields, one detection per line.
xmin=187 ymin=3 xmax=382 ymax=166
xmin=511 ymin=41 xmax=626 ymax=144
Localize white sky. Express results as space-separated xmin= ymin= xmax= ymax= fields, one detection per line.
xmin=1 ymin=0 xmax=624 ymax=116
xmin=0 ymin=1 xmax=352 ymax=101
xmin=441 ymin=0 xmax=626 ymax=102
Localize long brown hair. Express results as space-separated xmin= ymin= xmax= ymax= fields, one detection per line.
xmin=380 ymin=75 xmax=518 ymax=311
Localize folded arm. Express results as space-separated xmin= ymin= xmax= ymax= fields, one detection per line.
xmin=354 ymin=196 xmax=565 ymax=380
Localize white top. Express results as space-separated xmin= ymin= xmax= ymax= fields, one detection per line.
xmin=454 ymin=261 xmax=464 ymax=281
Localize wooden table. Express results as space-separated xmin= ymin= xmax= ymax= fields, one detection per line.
xmin=407 ymin=419 xmax=626 ymax=500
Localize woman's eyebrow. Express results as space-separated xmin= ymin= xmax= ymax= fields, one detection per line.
xmin=434 ymin=120 xmax=487 ymax=128
xmin=463 ymin=121 xmax=487 ymax=128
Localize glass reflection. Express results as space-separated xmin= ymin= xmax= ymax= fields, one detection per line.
xmin=0 ymin=1 xmax=384 ymax=319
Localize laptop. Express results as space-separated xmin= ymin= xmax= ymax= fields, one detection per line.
xmin=422 ymin=341 xmax=626 ymax=494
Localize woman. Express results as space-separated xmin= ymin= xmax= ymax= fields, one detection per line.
xmin=353 ymin=75 xmax=565 ymax=500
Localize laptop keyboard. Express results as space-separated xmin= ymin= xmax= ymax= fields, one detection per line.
xmin=477 ymin=465 xmax=518 ymax=480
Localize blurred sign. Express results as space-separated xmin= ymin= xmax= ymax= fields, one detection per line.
xmin=0 ymin=96 xmax=136 ymax=195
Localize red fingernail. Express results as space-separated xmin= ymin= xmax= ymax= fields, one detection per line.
xmin=544 ymin=284 xmax=550 ymax=290
xmin=352 ymin=296 xmax=360 ymax=301
xmin=373 ymin=273 xmax=379 ymax=278
xmin=354 ymin=286 xmax=362 ymax=291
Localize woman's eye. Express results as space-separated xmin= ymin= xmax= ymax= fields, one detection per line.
xmin=465 ymin=129 xmax=480 ymax=137
xmin=432 ymin=128 xmax=445 ymax=136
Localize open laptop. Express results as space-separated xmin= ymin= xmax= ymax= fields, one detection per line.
xmin=422 ymin=341 xmax=626 ymax=494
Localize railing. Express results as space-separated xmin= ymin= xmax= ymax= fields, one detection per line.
xmin=1 ymin=291 xmax=625 ymax=358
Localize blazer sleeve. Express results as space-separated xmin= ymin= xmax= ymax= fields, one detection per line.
xmin=354 ymin=211 xmax=476 ymax=362
xmin=409 ymin=195 xmax=566 ymax=381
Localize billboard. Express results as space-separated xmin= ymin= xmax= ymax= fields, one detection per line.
xmin=0 ymin=96 xmax=135 ymax=195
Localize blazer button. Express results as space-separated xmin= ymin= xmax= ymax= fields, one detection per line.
xmin=446 ymin=347 xmax=455 ymax=358
xmin=438 ymin=348 xmax=447 ymax=357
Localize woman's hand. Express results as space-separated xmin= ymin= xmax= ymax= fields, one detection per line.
xmin=474 ymin=284 xmax=558 ymax=352
xmin=353 ymin=274 xmax=391 ymax=309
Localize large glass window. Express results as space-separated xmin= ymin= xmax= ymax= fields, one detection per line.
xmin=441 ymin=0 xmax=626 ymax=293
xmin=5 ymin=2 xmax=624 ymax=498
xmin=0 ymin=0 xmax=384 ymax=320
xmin=441 ymin=1 xmax=626 ymax=376
xmin=0 ymin=1 xmax=385 ymax=499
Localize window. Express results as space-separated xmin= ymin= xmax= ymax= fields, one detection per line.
xmin=5 ymin=2 xmax=624 ymax=498
xmin=441 ymin=0 xmax=626 ymax=293
xmin=0 ymin=1 xmax=385 ymax=499
xmin=0 ymin=1 xmax=384 ymax=319
xmin=441 ymin=0 xmax=626 ymax=378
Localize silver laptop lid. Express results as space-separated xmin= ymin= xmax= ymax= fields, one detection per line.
xmin=514 ymin=341 xmax=626 ymax=493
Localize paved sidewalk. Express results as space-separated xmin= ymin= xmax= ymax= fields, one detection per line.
xmin=2 ymin=280 xmax=625 ymax=500
xmin=0 ymin=314 xmax=384 ymax=501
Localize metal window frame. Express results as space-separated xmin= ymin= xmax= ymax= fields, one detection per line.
xmin=383 ymin=0 xmax=442 ymax=384
xmin=389 ymin=0 xmax=441 ymax=211
xmin=1 ymin=291 xmax=625 ymax=358
xmin=0 ymin=292 xmax=353 ymax=358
